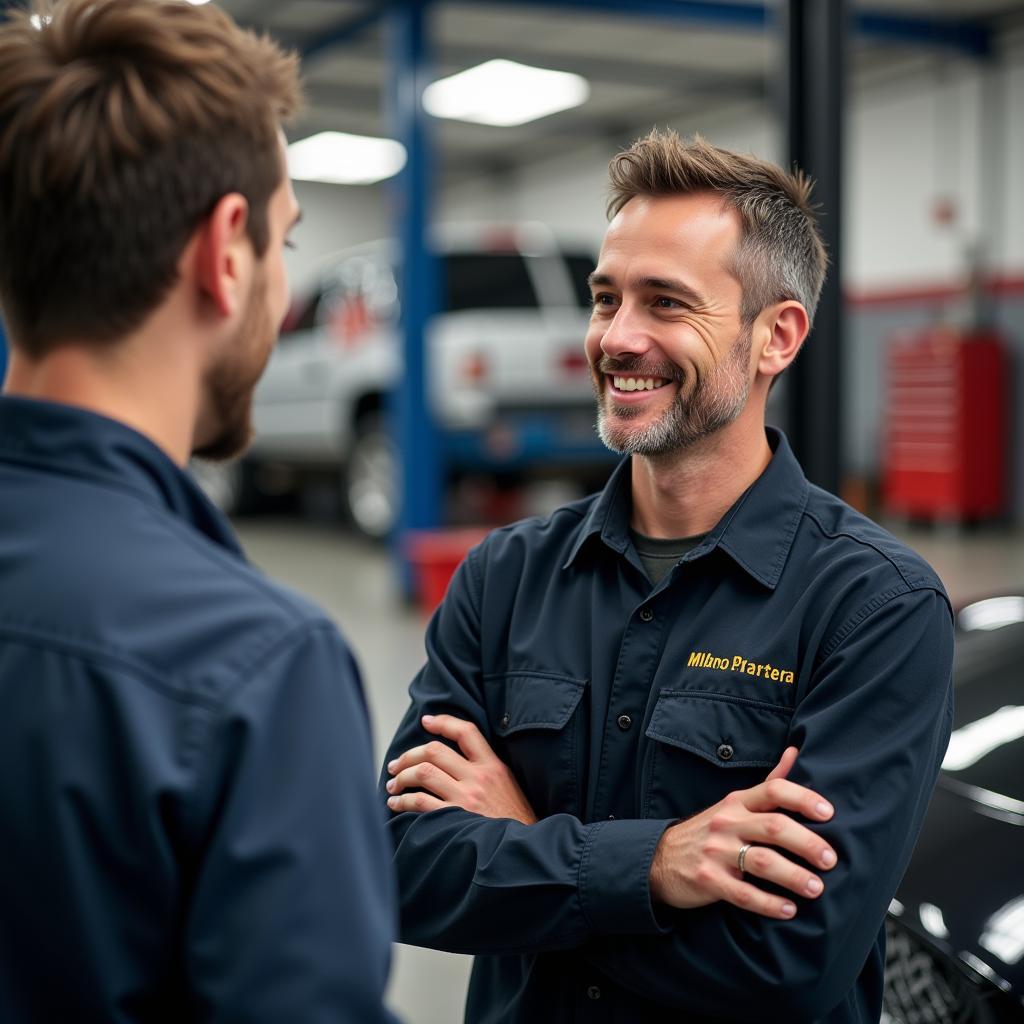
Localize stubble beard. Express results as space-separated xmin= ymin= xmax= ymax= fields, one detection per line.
xmin=594 ymin=324 xmax=753 ymax=457
xmin=192 ymin=270 xmax=275 ymax=462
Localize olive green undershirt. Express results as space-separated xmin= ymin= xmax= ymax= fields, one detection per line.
xmin=630 ymin=529 xmax=707 ymax=586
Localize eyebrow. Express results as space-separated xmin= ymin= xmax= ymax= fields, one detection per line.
xmin=587 ymin=272 xmax=706 ymax=306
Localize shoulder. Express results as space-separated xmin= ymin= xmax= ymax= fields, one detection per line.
xmin=468 ymin=493 xmax=596 ymax=573
xmin=799 ymin=484 xmax=947 ymax=597
xmin=19 ymin=485 xmax=346 ymax=702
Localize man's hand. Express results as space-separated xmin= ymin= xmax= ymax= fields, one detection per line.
xmin=386 ymin=714 xmax=537 ymax=825
xmin=649 ymin=746 xmax=837 ymax=920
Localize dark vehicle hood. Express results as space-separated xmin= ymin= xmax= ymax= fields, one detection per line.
xmin=894 ymin=616 xmax=1024 ymax=995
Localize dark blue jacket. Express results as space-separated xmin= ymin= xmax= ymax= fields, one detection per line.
xmin=382 ymin=428 xmax=954 ymax=1023
xmin=0 ymin=396 xmax=398 ymax=1024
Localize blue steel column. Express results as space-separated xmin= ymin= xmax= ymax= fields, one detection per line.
xmin=388 ymin=0 xmax=442 ymax=592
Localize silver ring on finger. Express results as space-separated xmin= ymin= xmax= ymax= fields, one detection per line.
xmin=737 ymin=843 xmax=752 ymax=873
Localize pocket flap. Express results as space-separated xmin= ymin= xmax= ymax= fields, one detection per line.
xmin=645 ymin=691 xmax=792 ymax=768
xmin=489 ymin=673 xmax=587 ymax=737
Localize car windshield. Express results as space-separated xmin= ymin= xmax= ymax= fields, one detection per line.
xmin=442 ymin=253 xmax=538 ymax=312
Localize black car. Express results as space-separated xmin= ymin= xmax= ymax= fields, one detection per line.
xmin=883 ymin=594 xmax=1024 ymax=1023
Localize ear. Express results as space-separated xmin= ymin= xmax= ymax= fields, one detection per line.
xmin=755 ymin=301 xmax=809 ymax=381
xmin=193 ymin=193 xmax=252 ymax=318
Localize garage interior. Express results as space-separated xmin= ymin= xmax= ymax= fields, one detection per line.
xmin=2 ymin=0 xmax=1023 ymax=1020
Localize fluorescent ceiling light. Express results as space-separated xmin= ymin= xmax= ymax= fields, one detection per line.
xmin=424 ymin=59 xmax=590 ymax=127
xmin=287 ymin=132 xmax=407 ymax=186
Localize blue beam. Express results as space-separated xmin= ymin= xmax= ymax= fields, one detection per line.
xmin=300 ymin=1 xmax=992 ymax=65
xmin=0 ymin=315 xmax=7 ymax=388
xmin=388 ymin=0 xmax=444 ymax=587
xmin=463 ymin=0 xmax=992 ymax=58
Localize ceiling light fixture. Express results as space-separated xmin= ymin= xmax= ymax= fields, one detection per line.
xmin=287 ymin=131 xmax=407 ymax=186
xmin=424 ymin=59 xmax=590 ymax=127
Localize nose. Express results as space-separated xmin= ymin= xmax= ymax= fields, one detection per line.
xmin=597 ymin=303 xmax=653 ymax=361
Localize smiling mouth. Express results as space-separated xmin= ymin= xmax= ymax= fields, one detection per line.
xmin=608 ymin=374 xmax=671 ymax=393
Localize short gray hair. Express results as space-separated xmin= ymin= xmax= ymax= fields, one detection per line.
xmin=607 ymin=129 xmax=828 ymax=327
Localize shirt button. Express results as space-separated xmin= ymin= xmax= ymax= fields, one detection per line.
xmin=639 ymin=606 xmax=654 ymax=622
xmin=587 ymin=985 xmax=601 ymax=1000
xmin=617 ymin=714 xmax=632 ymax=731
xmin=500 ymin=712 xmax=510 ymax=728
xmin=717 ymin=743 xmax=734 ymax=761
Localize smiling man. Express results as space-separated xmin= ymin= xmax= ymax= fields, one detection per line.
xmin=0 ymin=2 xmax=396 ymax=1020
xmin=380 ymin=131 xmax=954 ymax=1022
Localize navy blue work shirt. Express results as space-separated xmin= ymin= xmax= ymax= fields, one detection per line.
xmin=382 ymin=427 xmax=954 ymax=1023
xmin=0 ymin=396 xmax=399 ymax=1024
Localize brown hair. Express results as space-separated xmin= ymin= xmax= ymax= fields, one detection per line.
xmin=0 ymin=0 xmax=301 ymax=354
xmin=607 ymin=129 xmax=828 ymax=326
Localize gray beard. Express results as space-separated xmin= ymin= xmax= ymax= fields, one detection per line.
xmin=595 ymin=326 xmax=752 ymax=457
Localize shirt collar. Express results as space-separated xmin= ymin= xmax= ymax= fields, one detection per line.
xmin=0 ymin=395 xmax=245 ymax=559
xmin=563 ymin=427 xmax=808 ymax=590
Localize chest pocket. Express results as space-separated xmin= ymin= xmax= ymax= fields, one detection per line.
xmin=642 ymin=690 xmax=793 ymax=820
xmin=485 ymin=672 xmax=587 ymax=818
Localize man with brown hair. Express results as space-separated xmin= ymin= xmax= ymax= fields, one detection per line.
xmin=0 ymin=2 xmax=397 ymax=1020
xmin=381 ymin=131 xmax=953 ymax=1022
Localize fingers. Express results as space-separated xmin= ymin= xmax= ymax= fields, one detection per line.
xmin=743 ymin=776 xmax=834 ymax=824
xmin=421 ymin=714 xmax=492 ymax=761
xmin=387 ymin=739 xmax=470 ymax=781
xmin=719 ymin=873 xmax=799 ymax=921
xmin=765 ymin=745 xmax=798 ymax=782
xmin=386 ymin=790 xmax=448 ymax=815
xmin=735 ymin=842 xmax=827 ymax=902
xmin=742 ymin=811 xmax=837 ymax=872
xmin=386 ymin=761 xmax=459 ymax=801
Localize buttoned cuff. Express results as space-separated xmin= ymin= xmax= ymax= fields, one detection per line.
xmin=577 ymin=818 xmax=675 ymax=936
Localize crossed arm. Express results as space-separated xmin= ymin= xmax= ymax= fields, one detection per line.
xmin=386 ymin=714 xmax=836 ymax=922
xmin=381 ymin=552 xmax=954 ymax=1016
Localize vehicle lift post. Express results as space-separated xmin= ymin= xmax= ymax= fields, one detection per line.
xmin=388 ymin=0 xmax=444 ymax=597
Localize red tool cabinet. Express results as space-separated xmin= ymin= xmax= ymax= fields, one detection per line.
xmin=881 ymin=328 xmax=1007 ymax=522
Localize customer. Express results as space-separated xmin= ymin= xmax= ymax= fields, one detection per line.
xmin=0 ymin=2 xmax=397 ymax=1020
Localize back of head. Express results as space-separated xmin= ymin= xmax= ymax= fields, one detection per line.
xmin=607 ymin=129 xmax=828 ymax=328
xmin=0 ymin=0 xmax=301 ymax=356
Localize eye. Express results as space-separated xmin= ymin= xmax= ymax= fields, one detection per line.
xmin=654 ymin=296 xmax=682 ymax=309
xmin=285 ymin=239 xmax=298 ymax=251
xmin=591 ymin=292 xmax=617 ymax=308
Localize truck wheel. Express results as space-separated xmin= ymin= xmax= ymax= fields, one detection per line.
xmin=344 ymin=414 xmax=399 ymax=540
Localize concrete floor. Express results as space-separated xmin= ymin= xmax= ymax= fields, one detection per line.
xmin=235 ymin=514 xmax=1024 ymax=1024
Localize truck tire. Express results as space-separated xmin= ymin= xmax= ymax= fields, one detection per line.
xmin=344 ymin=412 xmax=399 ymax=541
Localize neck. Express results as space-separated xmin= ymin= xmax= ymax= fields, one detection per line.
xmin=629 ymin=404 xmax=773 ymax=538
xmin=3 ymin=315 xmax=202 ymax=467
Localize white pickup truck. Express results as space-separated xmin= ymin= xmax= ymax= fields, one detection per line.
xmin=200 ymin=225 xmax=615 ymax=538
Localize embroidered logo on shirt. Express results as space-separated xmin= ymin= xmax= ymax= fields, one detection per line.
xmin=687 ymin=650 xmax=795 ymax=685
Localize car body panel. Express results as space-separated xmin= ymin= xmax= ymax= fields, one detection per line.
xmin=888 ymin=611 xmax=1024 ymax=1014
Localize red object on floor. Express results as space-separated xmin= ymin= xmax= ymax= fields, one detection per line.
xmin=881 ymin=328 xmax=1007 ymax=522
xmin=405 ymin=528 xmax=491 ymax=616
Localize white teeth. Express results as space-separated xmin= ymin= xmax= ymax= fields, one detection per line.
xmin=612 ymin=375 xmax=666 ymax=392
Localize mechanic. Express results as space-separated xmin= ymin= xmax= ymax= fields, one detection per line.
xmin=0 ymin=2 xmax=396 ymax=1020
xmin=381 ymin=131 xmax=954 ymax=1022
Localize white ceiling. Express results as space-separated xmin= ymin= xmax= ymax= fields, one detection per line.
xmin=217 ymin=0 xmax=1024 ymax=182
